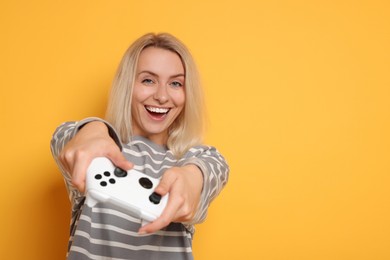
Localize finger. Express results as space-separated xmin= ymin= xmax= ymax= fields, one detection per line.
xmin=108 ymin=150 xmax=133 ymax=171
xmin=70 ymin=155 xmax=92 ymax=193
xmin=59 ymin=148 xmax=75 ymax=174
xmin=154 ymin=169 xmax=178 ymax=196
xmin=138 ymin=192 xmax=183 ymax=234
xmin=139 ymin=172 xmax=186 ymax=234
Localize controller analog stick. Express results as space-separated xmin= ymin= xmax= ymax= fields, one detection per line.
xmin=149 ymin=192 xmax=162 ymax=204
xmin=114 ymin=167 xmax=127 ymax=178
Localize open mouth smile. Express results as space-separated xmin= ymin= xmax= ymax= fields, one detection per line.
xmin=145 ymin=106 xmax=170 ymax=119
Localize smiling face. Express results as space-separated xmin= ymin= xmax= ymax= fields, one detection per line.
xmin=131 ymin=47 xmax=186 ymax=145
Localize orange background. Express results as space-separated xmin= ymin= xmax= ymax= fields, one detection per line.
xmin=1 ymin=0 xmax=389 ymax=259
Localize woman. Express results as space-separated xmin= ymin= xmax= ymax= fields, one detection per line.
xmin=51 ymin=33 xmax=229 ymax=259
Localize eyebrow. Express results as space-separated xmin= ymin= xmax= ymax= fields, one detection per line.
xmin=138 ymin=70 xmax=185 ymax=78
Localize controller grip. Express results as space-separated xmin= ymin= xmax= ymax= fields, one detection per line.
xmin=85 ymin=189 xmax=110 ymax=207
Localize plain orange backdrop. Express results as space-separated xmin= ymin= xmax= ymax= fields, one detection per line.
xmin=1 ymin=0 xmax=389 ymax=259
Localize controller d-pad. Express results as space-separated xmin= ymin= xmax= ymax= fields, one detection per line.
xmin=149 ymin=192 xmax=162 ymax=204
xmin=139 ymin=177 xmax=153 ymax=189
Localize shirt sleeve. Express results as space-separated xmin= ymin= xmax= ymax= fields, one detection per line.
xmin=50 ymin=117 xmax=122 ymax=206
xmin=177 ymin=145 xmax=230 ymax=226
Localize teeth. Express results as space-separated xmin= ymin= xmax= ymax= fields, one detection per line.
xmin=146 ymin=106 xmax=170 ymax=113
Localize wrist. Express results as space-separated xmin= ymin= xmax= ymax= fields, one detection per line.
xmin=79 ymin=121 xmax=109 ymax=135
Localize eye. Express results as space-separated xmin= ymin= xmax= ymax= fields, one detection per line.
xmin=170 ymin=81 xmax=183 ymax=88
xmin=141 ymin=78 xmax=155 ymax=85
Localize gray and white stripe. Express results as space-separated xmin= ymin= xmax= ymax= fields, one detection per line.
xmin=51 ymin=118 xmax=229 ymax=260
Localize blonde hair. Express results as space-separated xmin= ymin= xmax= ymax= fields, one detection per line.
xmin=105 ymin=33 xmax=205 ymax=158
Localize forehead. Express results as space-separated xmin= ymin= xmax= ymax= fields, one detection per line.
xmin=137 ymin=47 xmax=184 ymax=75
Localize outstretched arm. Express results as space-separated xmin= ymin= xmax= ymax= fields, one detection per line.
xmin=50 ymin=118 xmax=132 ymax=201
xmin=139 ymin=145 xmax=229 ymax=234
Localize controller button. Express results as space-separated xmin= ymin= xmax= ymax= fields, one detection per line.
xmin=114 ymin=167 xmax=127 ymax=178
xmin=149 ymin=192 xmax=162 ymax=204
xmin=104 ymin=171 xmax=111 ymax=177
xmin=95 ymin=174 xmax=102 ymax=180
xmin=109 ymin=178 xmax=116 ymax=184
xmin=139 ymin=177 xmax=153 ymax=189
xmin=100 ymin=181 xmax=107 ymax=187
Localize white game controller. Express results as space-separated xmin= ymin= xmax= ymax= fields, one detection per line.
xmin=85 ymin=157 xmax=168 ymax=225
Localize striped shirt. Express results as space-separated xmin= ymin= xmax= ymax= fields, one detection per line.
xmin=50 ymin=118 xmax=229 ymax=259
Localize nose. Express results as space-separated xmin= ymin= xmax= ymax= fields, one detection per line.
xmin=153 ymin=84 xmax=169 ymax=104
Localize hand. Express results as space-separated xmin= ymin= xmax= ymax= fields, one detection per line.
xmin=138 ymin=164 xmax=203 ymax=234
xmin=59 ymin=121 xmax=133 ymax=192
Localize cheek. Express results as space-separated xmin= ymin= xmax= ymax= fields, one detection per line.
xmin=132 ymin=86 xmax=152 ymax=103
xmin=172 ymin=89 xmax=186 ymax=107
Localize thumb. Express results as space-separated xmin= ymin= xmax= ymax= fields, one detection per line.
xmin=154 ymin=170 xmax=177 ymax=196
xmin=108 ymin=151 xmax=133 ymax=171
